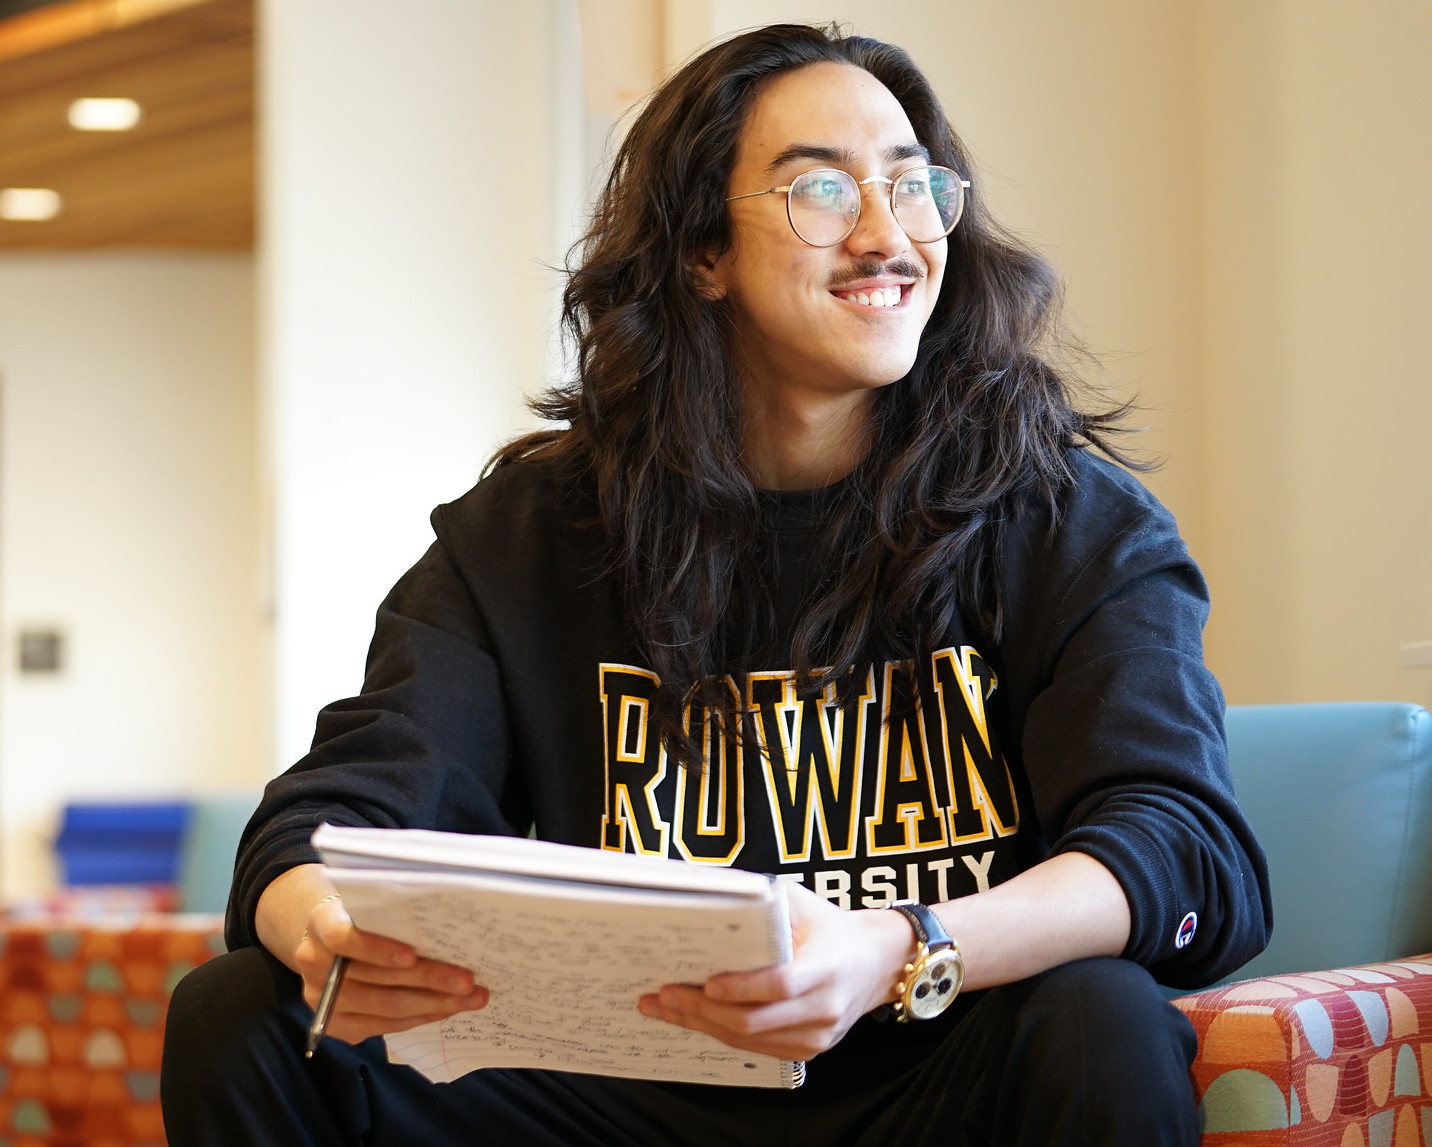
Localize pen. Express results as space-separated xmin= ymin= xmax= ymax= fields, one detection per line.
xmin=305 ymin=954 xmax=349 ymax=1059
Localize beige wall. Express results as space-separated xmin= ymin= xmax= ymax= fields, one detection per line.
xmin=0 ymin=253 xmax=266 ymax=898
xmin=675 ymin=0 xmax=1432 ymax=708
xmin=1198 ymin=0 xmax=1432 ymax=705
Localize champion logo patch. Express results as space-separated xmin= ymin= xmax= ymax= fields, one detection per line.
xmin=1175 ymin=911 xmax=1198 ymax=950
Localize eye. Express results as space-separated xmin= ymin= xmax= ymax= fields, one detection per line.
xmin=895 ymin=173 xmax=930 ymax=198
xmin=791 ymin=173 xmax=850 ymax=207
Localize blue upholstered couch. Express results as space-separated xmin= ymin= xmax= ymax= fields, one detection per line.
xmin=1179 ymin=701 xmax=1432 ymax=1142
xmin=1222 ymin=702 xmax=1432 ymax=980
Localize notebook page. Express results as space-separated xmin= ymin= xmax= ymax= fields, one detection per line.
xmin=328 ymin=866 xmax=801 ymax=1088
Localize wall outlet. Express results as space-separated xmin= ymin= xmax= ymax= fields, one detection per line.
xmin=1400 ymin=641 xmax=1432 ymax=668
xmin=18 ymin=629 xmax=64 ymax=673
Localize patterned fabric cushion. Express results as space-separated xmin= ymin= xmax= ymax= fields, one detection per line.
xmin=2 ymin=917 xmax=1425 ymax=1143
xmin=0 ymin=917 xmax=224 ymax=1147
xmin=1176 ymin=955 xmax=1432 ymax=1145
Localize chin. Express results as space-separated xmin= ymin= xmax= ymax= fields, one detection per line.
xmin=857 ymin=349 xmax=921 ymax=388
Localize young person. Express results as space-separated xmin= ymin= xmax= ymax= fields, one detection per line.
xmin=162 ymin=23 xmax=1271 ymax=1146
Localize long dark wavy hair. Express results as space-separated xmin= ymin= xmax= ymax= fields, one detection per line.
xmin=491 ymin=23 xmax=1139 ymax=769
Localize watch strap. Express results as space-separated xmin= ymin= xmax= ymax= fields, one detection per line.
xmin=888 ymin=899 xmax=952 ymax=950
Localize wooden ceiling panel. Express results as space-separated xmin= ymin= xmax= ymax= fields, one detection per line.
xmin=0 ymin=3 xmax=249 ymax=98
xmin=4 ymin=55 xmax=252 ymax=174
xmin=0 ymin=0 xmax=254 ymax=249
xmin=4 ymin=115 xmax=252 ymax=246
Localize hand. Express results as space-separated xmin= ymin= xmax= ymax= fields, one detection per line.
xmin=636 ymin=883 xmax=913 ymax=1061
xmin=296 ymin=894 xmax=489 ymax=1045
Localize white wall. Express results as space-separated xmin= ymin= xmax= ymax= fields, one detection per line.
xmin=261 ymin=0 xmax=584 ymax=767
xmin=0 ymin=252 xmax=264 ymax=898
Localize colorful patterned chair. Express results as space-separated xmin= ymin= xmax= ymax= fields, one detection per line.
xmin=0 ymin=794 xmax=254 ymax=1146
xmin=0 ymin=918 xmax=225 ymax=1147
xmin=1176 ymin=702 xmax=1432 ymax=1144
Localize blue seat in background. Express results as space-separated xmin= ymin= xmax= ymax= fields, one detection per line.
xmin=52 ymin=793 xmax=260 ymax=913
xmin=55 ymin=801 xmax=192 ymax=886
xmin=177 ymin=793 xmax=261 ymax=913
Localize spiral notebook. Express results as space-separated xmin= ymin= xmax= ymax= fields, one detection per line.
xmin=313 ymin=825 xmax=805 ymax=1088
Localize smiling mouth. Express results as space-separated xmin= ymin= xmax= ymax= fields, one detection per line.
xmin=835 ymin=285 xmax=906 ymax=308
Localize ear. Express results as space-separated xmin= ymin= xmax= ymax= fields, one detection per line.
xmin=688 ymin=246 xmax=727 ymax=300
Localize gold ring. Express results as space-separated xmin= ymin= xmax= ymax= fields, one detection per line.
xmin=301 ymin=892 xmax=343 ymax=945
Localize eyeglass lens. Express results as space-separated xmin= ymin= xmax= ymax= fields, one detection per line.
xmin=786 ymin=167 xmax=963 ymax=247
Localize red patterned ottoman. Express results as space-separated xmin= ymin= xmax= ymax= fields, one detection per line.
xmin=0 ymin=917 xmax=225 ymax=1147
xmin=1176 ymin=955 xmax=1432 ymax=1146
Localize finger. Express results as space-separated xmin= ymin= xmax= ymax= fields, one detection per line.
xmin=780 ymin=881 xmax=837 ymax=943
xmin=637 ymin=994 xmax=834 ymax=1060
xmin=702 ymin=960 xmax=812 ymax=1005
xmin=330 ymin=979 xmax=488 ymax=1023
xmin=301 ymin=961 xmax=483 ymax=1011
xmin=309 ymin=912 xmax=418 ymax=970
xmin=323 ymin=1006 xmax=470 ymax=1046
xmin=342 ymin=956 xmax=480 ymax=996
xmin=781 ymin=879 xmax=824 ymax=916
xmin=299 ymin=950 xmax=486 ymax=1010
xmin=644 ymin=985 xmax=830 ymax=1038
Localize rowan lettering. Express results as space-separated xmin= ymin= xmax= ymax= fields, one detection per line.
xmin=597 ymin=650 xmax=1021 ymax=897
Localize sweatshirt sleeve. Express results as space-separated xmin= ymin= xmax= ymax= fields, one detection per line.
xmin=1001 ymin=456 xmax=1273 ymax=988
xmin=224 ymin=536 xmax=526 ymax=951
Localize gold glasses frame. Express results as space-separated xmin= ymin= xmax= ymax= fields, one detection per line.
xmin=725 ymin=165 xmax=972 ymax=248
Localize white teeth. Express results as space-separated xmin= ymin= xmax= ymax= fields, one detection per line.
xmin=843 ymin=287 xmax=901 ymax=307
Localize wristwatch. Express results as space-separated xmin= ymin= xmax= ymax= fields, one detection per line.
xmin=887 ymin=900 xmax=964 ymax=1022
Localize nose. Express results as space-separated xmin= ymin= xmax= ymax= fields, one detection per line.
xmin=843 ymin=178 xmax=910 ymax=259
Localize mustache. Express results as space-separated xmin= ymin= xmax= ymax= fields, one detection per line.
xmin=827 ymin=258 xmax=925 ymax=290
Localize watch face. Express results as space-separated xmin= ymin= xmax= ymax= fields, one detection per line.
xmin=905 ymin=949 xmax=964 ymax=1020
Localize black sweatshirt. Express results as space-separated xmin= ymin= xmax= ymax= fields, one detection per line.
xmin=229 ymin=448 xmax=1271 ymax=992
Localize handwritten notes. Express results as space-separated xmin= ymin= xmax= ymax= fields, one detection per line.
xmin=315 ymin=828 xmax=802 ymax=1088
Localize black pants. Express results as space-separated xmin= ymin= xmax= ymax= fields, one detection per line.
xmin=161 ymin=947 xmax=1198 ymax=1146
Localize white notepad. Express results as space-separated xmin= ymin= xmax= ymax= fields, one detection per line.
xmin=313 ymin=825 xmax=805 ymax=1088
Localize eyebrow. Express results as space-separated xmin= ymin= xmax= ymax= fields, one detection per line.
xmin=763 ymin=141 xmax=931 ymax=176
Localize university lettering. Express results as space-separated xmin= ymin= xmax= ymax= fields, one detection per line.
xmin=597 ymin=648 xmax=1021 ymax=883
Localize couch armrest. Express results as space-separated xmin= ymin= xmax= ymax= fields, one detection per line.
xmin=1174 ymin=954 xmax=1432 ymax=1142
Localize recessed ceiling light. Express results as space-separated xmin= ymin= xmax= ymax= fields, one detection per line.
xmin=0 ymin=188 xmax=63 ymax=221
xmin=68 ymin=97 xmax=143 ymax=131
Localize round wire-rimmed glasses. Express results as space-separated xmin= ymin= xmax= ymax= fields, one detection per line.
xmin=725 ymin=165 xmax=970 ymax=247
